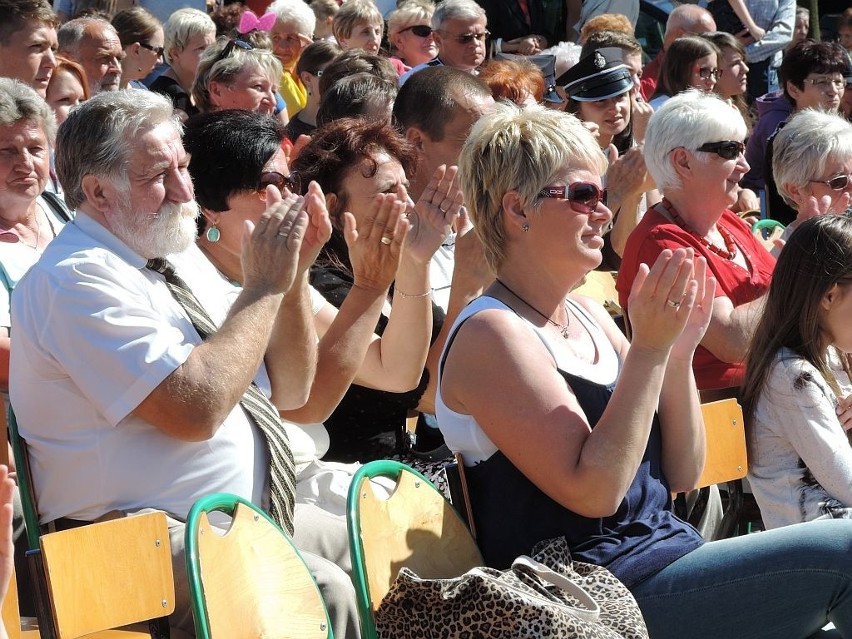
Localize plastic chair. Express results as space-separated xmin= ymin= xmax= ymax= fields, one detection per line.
xmin=346 ymin=460 xmax=483 ymax=639
xmin=185 ymin=493 xmax=332 ymax=639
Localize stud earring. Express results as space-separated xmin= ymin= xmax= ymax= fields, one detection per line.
xmin=522 ymin=223 xmax=529 ymax=232
xmin=205 ymin=224 xmax=221 ymax=243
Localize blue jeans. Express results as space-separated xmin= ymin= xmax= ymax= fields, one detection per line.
xmin=631 ymin=519 xmax=852 ymax=639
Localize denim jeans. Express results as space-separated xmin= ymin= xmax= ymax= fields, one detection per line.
xmin=631 ymin=518 xmax=852 ymax=639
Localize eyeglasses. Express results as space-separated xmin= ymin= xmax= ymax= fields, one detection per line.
xmin=803 ymin=76 xmax=845 ymax=91
xmin=139 ymin=42 xmax=164 ymax=56
xmin=809 ymin=174 xmax=850 ymax=190
xmin=272 ymin=33 xmax=312 ymax=48
xmin=258 ymin=171 xmax=301 ymax=194
xmin=442 ymin=30 xmax=490 ymax=44
xmin=696 ymin=140 xmax=745 ymax=160
xmin=215 ymin=38 xmax=253 ymax=64
xmin=399 ymin=24 xmax=432 ymax=38
xmin=693 ymin=66 xmax=720 ymax=80
xmin=537 ymin=182 xmax=606 ymax=214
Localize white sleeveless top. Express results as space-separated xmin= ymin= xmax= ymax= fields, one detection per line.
xmin=436 ymin=295 xmax=620 ymax=465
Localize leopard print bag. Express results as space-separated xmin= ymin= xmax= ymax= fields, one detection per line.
xmin=375 ymin=536 xmax=649 ymax=639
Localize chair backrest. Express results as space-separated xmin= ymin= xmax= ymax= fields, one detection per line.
xmin=39 ymin=512 xmax=175 ymax=638
xmin=185 ymin=493 xmax=332 ymax=639
xmin=695 ymin=398 xmax=748 ymax=489
xmin=346 ymin=460 xmax=483 ymax=639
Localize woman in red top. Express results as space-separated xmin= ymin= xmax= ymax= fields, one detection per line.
xmin=618 ymin=89 xmax=775 ymax=391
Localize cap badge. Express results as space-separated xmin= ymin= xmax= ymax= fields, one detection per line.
xmin=593 ymin=51 xmax=606 ymax=69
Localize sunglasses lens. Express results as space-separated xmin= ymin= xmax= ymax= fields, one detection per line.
xmin=410 ymin=25 xmax=432 ymax=37
xmin=568 ymin=183 xmax=601 ymax=212
xmin=828 ymin=175 xmax=850 ymax=190
xmin=259 ymin=172 xmax=299 ymax=192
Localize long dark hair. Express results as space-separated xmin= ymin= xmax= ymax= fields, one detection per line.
xmin=652 ymin=35 xmax=719 ymax=100
xmin=742 ymin=215 xmax=852 ymax=427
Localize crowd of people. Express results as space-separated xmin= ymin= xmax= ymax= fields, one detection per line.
xmin=0 ymin=0 xmax=850 ymax=637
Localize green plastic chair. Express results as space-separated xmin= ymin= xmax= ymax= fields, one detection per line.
xmin=185 ymin=493 xmax=332 ymax=639
xmin=346 ymin=460 xmax=482 ymax=639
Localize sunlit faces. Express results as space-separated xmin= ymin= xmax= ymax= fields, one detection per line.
xmin=76 ymin=24 xmax=123 ymax=94
xmin=102 ymin=121 xmax=196 ymax=258
xmin=170 ymin=31 xmax=215 ymax=83
xmin=208 ymin=66 xmax=277 ymax=115
xmin=45 ymin=67 xmax=86 ymax=126
xmin=801 ymin=157 xmax=852 ymax=215
xmin=530 ymin=167 xmax=612 ymax=270
xmin=0 ymin=119 xmax=50 ymax=211
xmin=792 ymin=12 xmax=809 ymax=46
xmin=416 ymin=91 xmax=495 ymax=180
xmin=690 ymin=54 xmax=718 ymax=92
xmin=623 ymin=51 xmax=642 ymax=89
xmin=434 ymin=16 xmax=487 ymax=73
xmin=335 ymin=151 xmax=412 ymax=228
xmin=576 ymin=91 xmax=630 ymax=147
xmin=207 ymin=147 xmax=291 ymax=259
xmin=690 ymin=137 xmax=749 ymax=210
xmin=128 ymin=26 xmax=164 ymax=81
xmin=271 ymin=20 xmax=311 ymax=69
xmin=392 ymin=23 xmax=438 ymax=67
xmin=338 ymin=21 xmax=383 ymax=54
xmin=788 ymin=73 xmax=843 ymax=112
xmin=0 ymin=20 xmax=57 ymax=97
xmin=715 ymin=47 xmax=748 ymax=98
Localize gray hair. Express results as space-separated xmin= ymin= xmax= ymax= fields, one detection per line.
xmin=0 ymin=78 xmax=56 ymax=143
xmin=58 ymin=16 xmax=114 ymax=57
xmin=191 ymin=38 xmax=283 ymax=113
xmin=644 ymin=89 xmax=747 ymax=193
xmin=773 ymin=109 xmax=852 ymax=207
xmin=388 ymin=0 xmax=435 ymax=39
xmin=459 ymin=103 xmax=607 ymax=271
xmin=269 ymin=0 xmax=317 ymax=38
xmin=162 ymin=8 xmax=216 ymax=65
xmin=56 ymin=91 xmax=179 ymax=210
xmin=431 ymin=0 xmax=485 ymax=31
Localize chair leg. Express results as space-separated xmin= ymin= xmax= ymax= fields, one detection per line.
xmin=26 ymin=549 xmax=56 ymax=639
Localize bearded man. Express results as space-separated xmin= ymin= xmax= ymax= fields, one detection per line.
xmin=8 ymin=89 xmax=360 ymax=638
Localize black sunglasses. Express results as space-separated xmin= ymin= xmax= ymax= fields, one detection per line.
xmin=696 ymin=140 xmax=745 ymax=160
xmin=810 ymin=174 xmax=850 ymax=190
xmin=399 ymin=25 xmax=432 ymax=37
xmin=442 ymin=30 xmax=490 ymax=44
xmin=215 ymin=38 xmax=253 ymax=64
xmin=258 ymin=171 xmax=301 ymax=194
xmin=538 ymin=182 xmax=606 ymax=214
xmin=139 ymin=42 xmax=164 ymax=56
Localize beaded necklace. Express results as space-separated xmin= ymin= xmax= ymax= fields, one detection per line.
xmin=661 ymin=198 xmax=738 ymax=261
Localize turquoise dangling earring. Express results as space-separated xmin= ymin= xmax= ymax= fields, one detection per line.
xmin=206 ymin=224 xmax=221 ymax=243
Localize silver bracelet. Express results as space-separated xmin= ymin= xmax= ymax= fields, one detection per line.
xmin=395 ymin=288 xmax=431 ymax=298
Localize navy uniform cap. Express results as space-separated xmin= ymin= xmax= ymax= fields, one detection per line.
xmin=557 ymin=47 xmax=633 ymax=102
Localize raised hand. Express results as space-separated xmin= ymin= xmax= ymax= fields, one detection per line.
xmin=404 ymin=164 xmax=461 ymax=264
xmin=345 ymin=193 xmax=410 ymax=292
xmin=296 ymin=180 xmax=332 ymax=274
xmin=627 ymin=248 xmax=698 ymax=353
xmin=631 ymin=92 xmax=653 ymax=143
xmin=240 ymin=185 xmax=308 ymax=296
xmin=670 ymin=256 xmax=717 ymax=361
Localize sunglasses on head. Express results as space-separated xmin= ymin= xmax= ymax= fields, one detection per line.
xmin=258 ymin=171 xmax=301 ymax=195
xmin=810 ymin=174 xmax=851 ymax=190
xmin=139 ymin=42 xmax=164 ymax=56
xmin=537 ymin=182 xmax=606 ymax=214
xmin=696 ymin=140 xmax=745 ymax=160
xmin=693 ymin=66 xmax=720 ymax=80
xmin=215 ymin=38 xmax=253 ymax=64
xmin=400 ymin=24 xmax=432 ymax=37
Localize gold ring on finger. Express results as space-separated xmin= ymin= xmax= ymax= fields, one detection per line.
xmin=667 ymin=299 xmax=681 ymax=310
xmin=381 ymin=236 xmax=393 ymax=245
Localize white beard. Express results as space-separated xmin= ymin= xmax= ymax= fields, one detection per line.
xmin=108 ymin=192 xmax=199 ymax=259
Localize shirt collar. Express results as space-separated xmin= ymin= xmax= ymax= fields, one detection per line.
xmin=71 ymin=212 xmax=148 ymax=269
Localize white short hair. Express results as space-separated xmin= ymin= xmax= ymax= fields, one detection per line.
xmin=163 ymin=8 xmax=215 ymax=65
xmin=431 ymin=0 xmax=485 ymax=30
xmin=270 ymin=0 xmax=317 ymax=37
xmin=644 ymin=89 xmax=747 ymax=193
xmin=773 ymin=109 xmax=852 ymax=206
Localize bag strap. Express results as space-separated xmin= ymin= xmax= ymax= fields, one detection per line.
xmin=40 ymin=191 xmax=73 ymax=223
xmin=512 ymin=555 xmax=601 ymax=622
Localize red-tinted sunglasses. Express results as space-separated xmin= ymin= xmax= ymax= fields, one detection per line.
xmin=537 ymin=182 xmax=606 ymax=214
